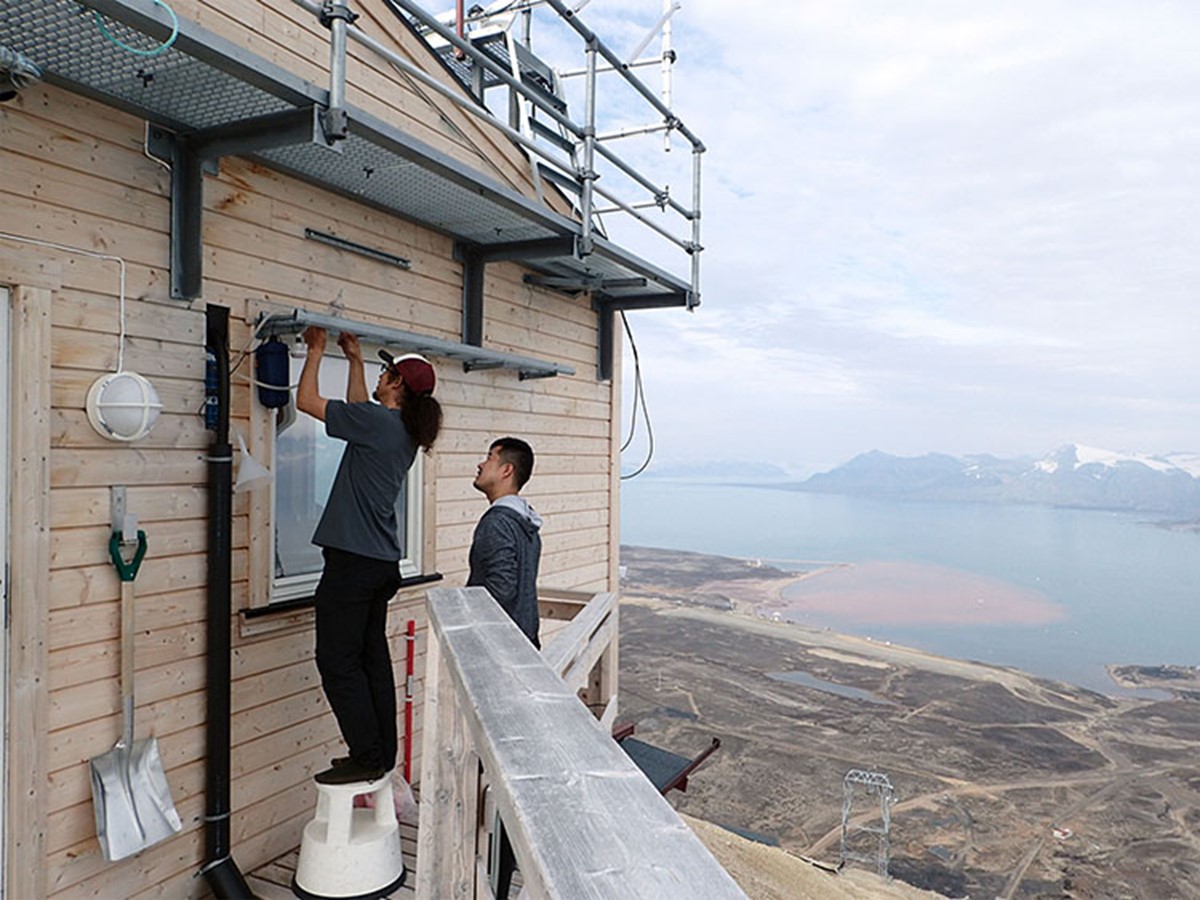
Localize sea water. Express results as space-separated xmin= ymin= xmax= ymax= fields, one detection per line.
xmin=619 ymin=479 xmax=1200 ymax=694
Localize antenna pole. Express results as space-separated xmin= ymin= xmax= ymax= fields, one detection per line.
xmin=662 ymin=0 xmax=675 ymax=150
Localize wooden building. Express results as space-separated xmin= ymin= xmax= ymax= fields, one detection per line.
xmin=0 ymin=0 xmax=704 ymax=896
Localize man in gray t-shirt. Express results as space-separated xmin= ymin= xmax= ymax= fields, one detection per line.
xmin=297 ymin=326 xmax=441 ymax=785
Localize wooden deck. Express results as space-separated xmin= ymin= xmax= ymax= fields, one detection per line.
xmin=246 ymin=819 xmax=419 ymax=899
xmin=246 ymin=814 xmax=526 ymax=899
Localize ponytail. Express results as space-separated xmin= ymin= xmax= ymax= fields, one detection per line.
xmin=401 ymin=387 xmax=442 ymax=450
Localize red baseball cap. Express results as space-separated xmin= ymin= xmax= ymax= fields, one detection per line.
xmin=379 ymin=350 xmax=436 ymax=395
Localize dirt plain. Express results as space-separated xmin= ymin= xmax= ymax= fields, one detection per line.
xmin=618 ymin=545 xmax=1200 ymax=899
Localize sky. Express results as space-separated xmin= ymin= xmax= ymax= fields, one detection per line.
xmin=430 ymin=1 xmax=1200 ymax=474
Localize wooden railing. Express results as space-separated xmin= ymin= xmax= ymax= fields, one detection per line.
xmin=417 ymin=586 xmax=746 ymax=899
xmin=537 ymin=588 xmax=621 ymax=731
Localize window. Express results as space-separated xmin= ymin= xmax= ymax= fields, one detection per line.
xmin=270 ymin=353 xmax=423 ymax=603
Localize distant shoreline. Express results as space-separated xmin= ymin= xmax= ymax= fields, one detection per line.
xmin=619 ymin=544 xmax=1179 ymax=699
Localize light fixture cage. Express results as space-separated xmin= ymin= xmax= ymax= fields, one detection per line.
xmin=86 ymin=371 xmax=163 ymax=442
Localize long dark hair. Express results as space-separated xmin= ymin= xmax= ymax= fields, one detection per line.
xmin=400 ymin=385 xmax=442 ymax=450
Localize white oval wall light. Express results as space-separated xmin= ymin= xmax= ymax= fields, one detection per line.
xmin=86 ymin=370 xmax=163 ymax=442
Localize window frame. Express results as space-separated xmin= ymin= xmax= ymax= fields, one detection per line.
xmin=250 ymin=345 xmax=427 ymax=608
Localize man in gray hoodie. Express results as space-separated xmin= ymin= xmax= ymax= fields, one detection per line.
xmin=467 ymin=436 xmax=541 ymax=900
xmin=468 ymin=436 xmax=543 ymax=648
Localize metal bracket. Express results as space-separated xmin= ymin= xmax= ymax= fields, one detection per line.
xmin=596 ymin=302 xmax=615 ymax=382
xmin=156 ymin=106 xmax=341 ymax=300
xmin=110 ymin=486 xmax=138 ymax=544
xmin=318 ymin=1 xmax=359 ymax=27
xmin=592 ymin=288 xmax=693 ymax=380
xmin=146 ymin=125 xmax=217 ymax=175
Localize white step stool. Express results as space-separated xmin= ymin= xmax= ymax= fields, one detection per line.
xmin=292 ymin=772 xmax=406 ymax=899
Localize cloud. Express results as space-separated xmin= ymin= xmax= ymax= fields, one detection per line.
xmin=496 ymin=0 xmax=1200 ymax=466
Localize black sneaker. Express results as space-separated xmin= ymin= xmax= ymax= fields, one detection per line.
xmin=314 ymin=760 xmax=386 ymax=785
xmin=329 ymin=756 xmax=350 ymax=768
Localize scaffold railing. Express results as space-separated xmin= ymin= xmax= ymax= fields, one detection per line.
xmin=294 ymin=0 xmax=705 ymax=307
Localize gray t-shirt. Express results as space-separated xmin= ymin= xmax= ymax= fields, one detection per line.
xmin=312 ymin=399 xmax=416 ymax=561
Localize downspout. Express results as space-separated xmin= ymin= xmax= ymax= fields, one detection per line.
xmin=201 ymin=305 xmax=253 ymax=897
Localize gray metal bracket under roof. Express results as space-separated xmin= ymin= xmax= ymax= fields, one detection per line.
xmin=256 ymin=309 xmax=574 ymax=380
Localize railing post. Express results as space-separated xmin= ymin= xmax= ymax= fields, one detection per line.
xmin=598 ymin=603 xmax=620 ymax=729
xmin=319 ymin=0 xmax=356 ymax=143
xmin=689 ymin=145 xmax=703 ymax=308
xmin=578 ymin=36 xmax=599 ymax=257
xmin=415 ymin=636 xmax=480 ymax=899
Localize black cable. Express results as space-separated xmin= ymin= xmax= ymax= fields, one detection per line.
xmin=619 ymin=310 xmax=654 ymax=480
xmin=620 ymin=310 xmax=642 ymax=452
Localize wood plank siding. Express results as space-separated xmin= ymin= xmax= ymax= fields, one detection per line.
xmin=0 ymin=1 xmax=620 ymax=894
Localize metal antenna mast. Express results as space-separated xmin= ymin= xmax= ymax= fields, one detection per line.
xmin=840 ymin=769 xmax=897 ymax=877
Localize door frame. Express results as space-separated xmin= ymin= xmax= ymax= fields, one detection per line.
xmin=2 ymin=282 xmax=52 ymax=900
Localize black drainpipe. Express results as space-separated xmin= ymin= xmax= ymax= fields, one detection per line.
xmin=202 ymin=305 xmax=253 ymax=897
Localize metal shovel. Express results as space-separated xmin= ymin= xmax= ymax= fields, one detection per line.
xmin=89 ymin=530 xmax=182 ymax=862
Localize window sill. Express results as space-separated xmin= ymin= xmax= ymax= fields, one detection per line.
xmin=238 ymin=572 xmax=444 ymax=639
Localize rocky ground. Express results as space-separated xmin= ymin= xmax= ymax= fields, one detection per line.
xmin=618 ymin=546 xmax=1200 ymax=899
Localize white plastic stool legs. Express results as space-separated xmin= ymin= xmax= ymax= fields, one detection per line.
xmin=292 ymin=773 xmax=406 ymax=900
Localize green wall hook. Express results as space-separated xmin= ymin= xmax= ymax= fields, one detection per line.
xmin=109 ymin=530 xmax=148 ymax=582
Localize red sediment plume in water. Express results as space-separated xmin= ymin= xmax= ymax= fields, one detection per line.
xmin=781 ymin=560 xmax=1066 ymax=627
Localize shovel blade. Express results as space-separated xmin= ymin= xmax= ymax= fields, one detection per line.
xmin=90 ymin=736 xmax=182 ymax=862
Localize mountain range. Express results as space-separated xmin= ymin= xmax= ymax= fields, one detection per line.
xmin=791 ymin=444 xmax=1200 ymax=516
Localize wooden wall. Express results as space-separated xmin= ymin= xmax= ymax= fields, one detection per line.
xmin=0 ymin=3 xmax=617 ymax=893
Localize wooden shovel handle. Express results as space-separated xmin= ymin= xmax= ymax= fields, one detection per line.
xmin=120 ymin=579 xmax=136 ymax=747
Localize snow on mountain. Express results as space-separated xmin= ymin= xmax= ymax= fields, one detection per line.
xmin=1163 ymin=452 xmax=1200 ymax=478
xmin=796 ymin=444 xmax=1200 ymax=515
xmin=1036 ymin=444 xmax=1186 ymax=476
xmin=1071 ymin=444 xmax=1178 ymax=474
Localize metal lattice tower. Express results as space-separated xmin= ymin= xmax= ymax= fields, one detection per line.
xmin=840 ymin=769 xmax=897 ymax=877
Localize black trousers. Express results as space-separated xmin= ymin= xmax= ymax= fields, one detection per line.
xmin=313 ymin=547 xmax=401 ymax=771
xmin=496 ymin=823 xmax=516 ymax=899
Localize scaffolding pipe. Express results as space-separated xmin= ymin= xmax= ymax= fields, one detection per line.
xmin=454 ymin=0 xmax=466 ymax=60
xmin=558 ymin=57 xmax=661 ymax=78
xmin=295 ymin=0 xmax=695 ymax=222
xmin=383 ymin=0 xmax=583 ymax=138
xmin=320 ymin=0 xmax=353 ymax=141
xmin=689 ymin=145 xmax=702 ymax=307
xmin=293 ymin=0 xmax=700 ymax=289
xmin=295 ymin=0 xmax=564 ymax=168
xmin=592 ymin=186 xmax=691 ymax=251
xmin=626 ymin=0 xmax=679 ymax=65
xmin=662 ymin=0 xmax=674 ymax=152
xmin=592 ymin=139 xmax=691 ymax=218
xmin=579 ymin=36 xmax=598 ymax=256
xmin=543 ymin=0 xmax=704 ymax=151
xmin=596 ymin=122 xmax=672 ymax=142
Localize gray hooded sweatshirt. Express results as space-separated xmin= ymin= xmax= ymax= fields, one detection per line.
xmin=467 ymin=495 xmax=543 ymax=648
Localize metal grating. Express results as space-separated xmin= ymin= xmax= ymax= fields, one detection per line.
xmin=0 ymin=0 xmax=689 ymax=306
xmin=259 ymin=136 xmax=559 ymax=245
xmin=3 ymin=1 xmax=293 ymax=130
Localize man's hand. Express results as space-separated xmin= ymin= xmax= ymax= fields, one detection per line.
xmin=297 ymin=327 xmax=328 ymax=421
xmin=303 ymin=325 xmax=327 ymax=356
xmin=339 ymin=332 xmax=369 ymax=403
xmin=337 ymin=331 xmax=363 ymax=364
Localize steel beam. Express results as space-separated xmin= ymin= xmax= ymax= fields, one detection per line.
xmin=475 ymin=237 xmax=579 ymax=263
xmin=161 ymin=106 xmax=335 ymax=300
xmin=596 ymin=303 xmax=615 ymax=382
xmin=458 ymin=244 xmax=486 ymax=347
